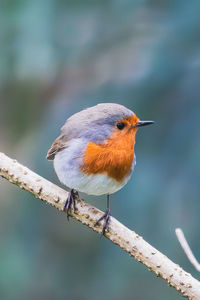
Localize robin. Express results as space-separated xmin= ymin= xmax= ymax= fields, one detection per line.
xmin=46 ymin=103 xmax=154 ymax=235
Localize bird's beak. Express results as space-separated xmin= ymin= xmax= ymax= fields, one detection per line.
xmin=134 ymin=120 xmax=155 ymax=128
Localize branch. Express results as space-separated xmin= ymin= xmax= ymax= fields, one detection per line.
xmin=0 ymin=152 xmax=200 ymax=299
xmin=176 ymin=228 xmax=200 ymax=272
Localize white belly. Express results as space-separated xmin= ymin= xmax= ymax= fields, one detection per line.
xmin=53 ymin=139 xmax=135 ymax=196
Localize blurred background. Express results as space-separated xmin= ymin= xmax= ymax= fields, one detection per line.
xmin=0 ymin=0 xmax=200 ymax=299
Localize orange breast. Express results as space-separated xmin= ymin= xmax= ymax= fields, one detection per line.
xmin=80 ymin=128 xmax=137 ymax=182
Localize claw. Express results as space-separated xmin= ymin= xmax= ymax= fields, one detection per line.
xmin=95 ymin=207 xmax=111 ymax=236
xmin=63 ymin=189 xmax=78 ymax=219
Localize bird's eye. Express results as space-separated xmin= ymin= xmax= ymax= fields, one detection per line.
xmin=116 ymin=122 xmax=125 ymax=130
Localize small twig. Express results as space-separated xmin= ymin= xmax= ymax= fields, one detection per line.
xmin=1 ymin=152 xmax=200 ymax=299
xmin=176 ymin=228 xmax=200 ymax=272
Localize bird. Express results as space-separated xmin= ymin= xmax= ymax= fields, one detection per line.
xmin=46 ymin=103 xmax=154 ymax=235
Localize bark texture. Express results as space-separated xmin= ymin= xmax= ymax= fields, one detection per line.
xmin=0 ymin=152 xmax=200 ymax=299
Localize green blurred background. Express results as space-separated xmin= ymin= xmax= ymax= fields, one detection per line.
xmin=1 ymin=0 xmax=200 ymax=299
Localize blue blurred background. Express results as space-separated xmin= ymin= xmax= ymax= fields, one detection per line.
xmin=1 ymin=0 xmax=200 ymax=299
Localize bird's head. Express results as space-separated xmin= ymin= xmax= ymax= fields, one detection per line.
xmin=60 ymin=103 xmax=154 ymax=145
xmin=81 ymin=103 xmax=154 ymax=145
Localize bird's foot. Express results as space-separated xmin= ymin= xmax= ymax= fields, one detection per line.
xmin=94 ymin=207 xmax=111 ymax=236
xmin=63 ymin=189 xmax=79 ymax=220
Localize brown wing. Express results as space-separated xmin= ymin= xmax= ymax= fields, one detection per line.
xmin=46 ymin=134 xmax=67 ymax=160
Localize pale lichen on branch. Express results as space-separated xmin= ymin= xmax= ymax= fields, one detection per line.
xmin=0 ymin=152 xmax=200 ymax=299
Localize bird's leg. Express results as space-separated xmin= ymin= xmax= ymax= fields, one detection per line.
xmin=63 ymin=189 xmax=79 ymax=220
xmin=95 ymin=194 xmax=111 ymax=235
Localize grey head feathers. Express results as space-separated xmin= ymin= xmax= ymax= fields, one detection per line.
xmin=46 ymin=103 xmax=134 ymax=160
